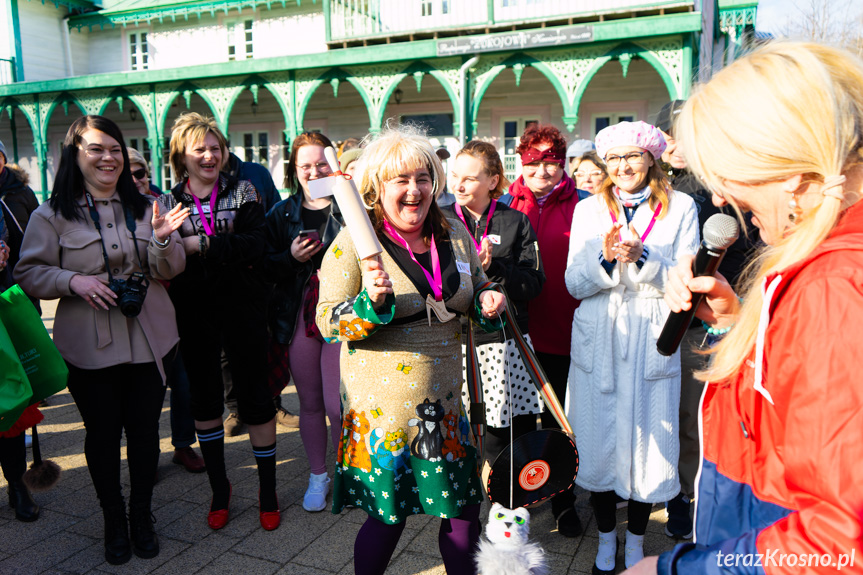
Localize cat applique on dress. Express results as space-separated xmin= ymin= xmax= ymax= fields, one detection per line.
xmin=408 ymin=398 xmax=445 ymax=462
xmin=475 ymin=503 xmax=549 ymax=575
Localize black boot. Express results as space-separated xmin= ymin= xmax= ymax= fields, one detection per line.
xmin=129 ymin=504 xmax=159 ymax=559
xmin=8 ymin=480 xmax=39 ymax=522
xmin=103 ymin=505 xmax=131 ymax=565
xmin=0 ymin=433 xmax=39 ymax=522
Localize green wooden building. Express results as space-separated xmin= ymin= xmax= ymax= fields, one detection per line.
xmin=0 ymin=0 xmax=758 ymax=198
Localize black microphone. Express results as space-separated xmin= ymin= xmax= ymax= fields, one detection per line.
xmin=656 ymin=213 xmax=739 ymax=356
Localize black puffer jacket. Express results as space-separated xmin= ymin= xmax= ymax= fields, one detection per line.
xmin=262 ymin=193 xmax=344 ymax=344
xmin=0 ymin=165 xmax=39 ymax=289
xmin=443 ymin=201 xmax=545 ymax=340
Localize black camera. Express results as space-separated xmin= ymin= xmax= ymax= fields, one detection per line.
xmin=108 ymin=272 xmax=149 ymax=318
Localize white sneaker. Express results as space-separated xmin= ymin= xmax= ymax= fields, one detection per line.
xmin=302 ymin=472 xmax=331 ymax=512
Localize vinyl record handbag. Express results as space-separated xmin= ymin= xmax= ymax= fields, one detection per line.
xmin=0 ymin=316 xmax=33 ymax=432
xmin=0 ymin=285 xmax=68 ymax=405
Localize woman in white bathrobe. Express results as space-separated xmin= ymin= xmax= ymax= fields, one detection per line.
xmin=563 ymin=121 xmax=699 ymax=574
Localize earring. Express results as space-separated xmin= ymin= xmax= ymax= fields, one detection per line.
xmin=788 ymin=193 xmax=803 ymax=223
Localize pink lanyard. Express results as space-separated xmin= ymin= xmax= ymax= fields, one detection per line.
xmin=189 ymin=182 xmax=218 ymax=236
xmin=454 ymin=199 xmax=497 ymax=253
xmin=382 ymin=220 xmax=443 ymax=301
xmin=610 ymin=202 xmax=662 ymax=243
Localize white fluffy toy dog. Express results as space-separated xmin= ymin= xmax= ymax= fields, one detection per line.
xmin=475 ymin=503 xmax=549 ymax=575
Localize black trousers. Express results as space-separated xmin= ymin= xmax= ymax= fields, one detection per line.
xmin=67 ymin=361 xmax=166 ymax=510
xmin=535 ymin=351 xmax=576 ymax=512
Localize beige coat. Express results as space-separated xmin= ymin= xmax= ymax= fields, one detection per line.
xmin=15 ymin=193 xmax=185 ymax=381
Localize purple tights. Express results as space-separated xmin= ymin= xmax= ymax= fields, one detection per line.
xmin=354 ymin=504 xmax=481 ymax=575
xmin=288 ymin=299 xmax=342 ymax=476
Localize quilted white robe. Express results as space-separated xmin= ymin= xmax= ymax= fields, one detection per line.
xmin=563 ymin=190 xmax=699 ymax=503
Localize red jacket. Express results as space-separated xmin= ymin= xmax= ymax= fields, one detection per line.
xmin=660 ymin=200 xmax=863 ymax=574
xmin=507 ymin=173 xmax=579 ymax=356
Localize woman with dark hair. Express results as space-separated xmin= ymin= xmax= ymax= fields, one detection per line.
xmin=263 ymin=131 xmax=344 ymax=513
xmin=506 ymin=123 xmax=583 ymax=537
xmin=564 ymin=121 xmax=698 ymax=573
xmin=316 ymin=125 xmax=505 ymax=575
xmin=15 ymin=115 xmax=189 ymax=564
xmin=445 ymin=140 xmax=545 ymax=470
xmin=158 ymin=112 xmax=278 ymax=531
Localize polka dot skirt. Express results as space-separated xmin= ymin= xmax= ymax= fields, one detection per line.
xmin=461 ymin=334 xmax=544 ymax=428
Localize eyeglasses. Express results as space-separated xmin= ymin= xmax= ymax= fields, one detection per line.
xmin=604 ymin=151 xmax=648 ymax=168
xmin=296 ymin=162 xmax=332 ymax=175
xmin=575 ymin=170 xmax=604 ymax=179
xmin=522 ymin=162 xmax=561 ymax=173
xmin=131 ymin=168 xmax=148 ymax=180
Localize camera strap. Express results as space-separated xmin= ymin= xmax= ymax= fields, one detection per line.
xmin=84 ymin=191 xmax=148 ymax=280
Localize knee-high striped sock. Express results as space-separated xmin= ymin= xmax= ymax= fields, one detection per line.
xmin=253 ymin=443 xmax=277 ymax=512
xmin=197 ymin=425 xmax=230 ymax=511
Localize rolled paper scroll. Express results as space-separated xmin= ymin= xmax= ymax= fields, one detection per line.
xmin=308 ymin=147 xmax=383 ymax=260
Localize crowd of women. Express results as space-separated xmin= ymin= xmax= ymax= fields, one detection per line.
xmin=1 ymin=40 xmax=861 ymax=575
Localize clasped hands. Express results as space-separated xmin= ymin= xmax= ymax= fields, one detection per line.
xmin=602 ymin=222 xmax=643 ymax=264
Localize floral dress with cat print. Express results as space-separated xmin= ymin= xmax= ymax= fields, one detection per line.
xmin=316 ymin=220 xmax=502 ymax=524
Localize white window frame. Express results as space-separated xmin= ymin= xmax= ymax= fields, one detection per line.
xmin=226 ymin=19 xmax=254 ymax=61
xmin=579 ymin=100 xmax=648 ymax=139
xmin=128 ymin=30 xmax=150 ymax=71
xmin=490 ymin=106 xmax=548 ymax=183
xmin=233 ymin=130 xmax=271 ymax=169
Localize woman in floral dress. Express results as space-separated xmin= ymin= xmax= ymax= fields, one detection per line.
xmin=316 ymin=126 xmax=506 ymax=575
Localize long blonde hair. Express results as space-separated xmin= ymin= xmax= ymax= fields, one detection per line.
xmin=677 ymin=41 xmax=863 ymax=383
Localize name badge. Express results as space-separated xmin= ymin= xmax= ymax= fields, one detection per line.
xmin=456 ymin=261 xmax=471 ymax=274
xmin=191 ymin=205 xmax=211 ymax=215
xmin=487 ymin=234 xmax=501 ymax=245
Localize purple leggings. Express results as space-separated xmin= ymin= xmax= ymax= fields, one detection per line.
xmin=288 ymin=296 xmax=342 ymax=476
xmin=354 ymin=504 xmax=481 ymax=575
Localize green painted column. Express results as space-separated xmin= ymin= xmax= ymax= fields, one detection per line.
xmin=35 ymin=137 xmax=48 ymax=202
xmin=681 ymin=34 xmax=693 ymax=99
xmin=8 ymin=0 xmax=25 ymax=82
xmin=147 ymin=88 xmax=165 ymax=190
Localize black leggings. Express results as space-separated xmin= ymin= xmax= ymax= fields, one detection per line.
xmin=591 ymin=490 xmax=652 ymax=535
xmin=67 ymin=361 xmax=166 ymax=509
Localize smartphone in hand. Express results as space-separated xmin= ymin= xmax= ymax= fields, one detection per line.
xmin=298 ymin=229 xmax=321 ymax=243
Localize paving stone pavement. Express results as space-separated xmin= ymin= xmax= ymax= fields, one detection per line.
xmin=0 ymin=301 xmax=677 ymax=574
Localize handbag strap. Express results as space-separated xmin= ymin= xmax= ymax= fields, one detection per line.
xmin=464 ymin=317 xmax=485 ymax=456
xmin=472 ymin=280 xmax=574 ymax=436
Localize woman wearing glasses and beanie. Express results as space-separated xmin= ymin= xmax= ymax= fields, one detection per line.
xmin=261 ymin=131 xmax=344 ymax=513
xmin=506 ymin=124 xmax=583 ymax=538
xmin=564 ymin=121 xmax=699 ymax=573
xmin=159 ymin=113 xmax=279 ymax=532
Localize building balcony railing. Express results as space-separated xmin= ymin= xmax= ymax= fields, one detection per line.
xmin=0 ymin=58 xmax=16 ymax=85
xmin=326 ymin=0 xmax=694 ymax=43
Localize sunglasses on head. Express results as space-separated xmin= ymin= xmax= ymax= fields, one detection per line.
xmin=131 ymin=168 xmax=148 ymax=180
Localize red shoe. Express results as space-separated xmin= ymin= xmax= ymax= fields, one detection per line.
xmin=259 ymin=492 xmax=280 ymax=531
xmin=207 ymin=484 xmax=231 ymax=530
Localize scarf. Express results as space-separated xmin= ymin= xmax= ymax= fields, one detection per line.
xmin=613 ymin=185 xmax=652 ymax=208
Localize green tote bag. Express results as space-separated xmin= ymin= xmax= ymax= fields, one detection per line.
xmin=0 ymin=317 xmax=33 ymax=432
xmin=0 ymin=285 xmax=68 ymax=405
